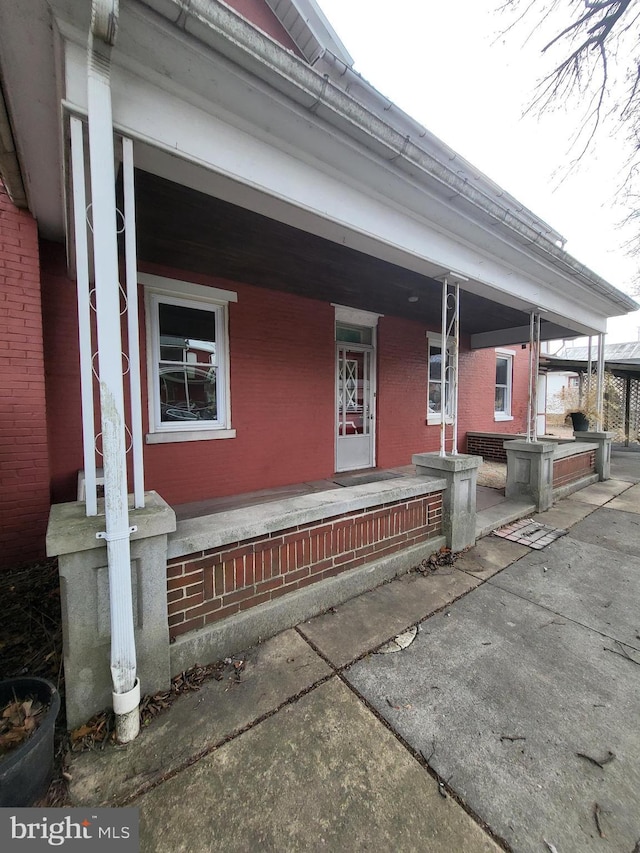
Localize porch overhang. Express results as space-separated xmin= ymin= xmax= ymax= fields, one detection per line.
xmin=0 ymin=0 xmax=636 ymax=343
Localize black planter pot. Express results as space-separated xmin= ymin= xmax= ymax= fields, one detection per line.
xmin=0 ymin=677 xmax=60 ymax=807
xmin=570 ymin=411 xmax=589 ymax=432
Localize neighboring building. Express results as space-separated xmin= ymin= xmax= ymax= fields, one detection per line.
xmin=0 ymin=0 xmax=636 ymax=724
xmin=542 ymin=341 xmax=640 ymax=438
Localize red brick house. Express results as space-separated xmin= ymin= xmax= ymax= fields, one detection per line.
xmin=0 ymin=0 xmax=635 ymax=733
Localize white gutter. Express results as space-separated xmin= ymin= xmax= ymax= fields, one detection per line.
xmin=138 ymin=0 xmax=636 ymax=315
xmin=88 ymin=0 xmax=140 ymax=743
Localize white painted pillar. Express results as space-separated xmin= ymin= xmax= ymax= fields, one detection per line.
xmin=596 ymin=332 xmax=605 ymax=430
xmin=439 ymin=275 xmax=461 ymax=457
xmin=440 ymin=276 xmax=448 ymax=457
xmin=70 ymin=118 xmax=98 ymax=517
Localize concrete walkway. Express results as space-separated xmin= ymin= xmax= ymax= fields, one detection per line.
xmin=68 ymin=451 xmax=640 ymax=852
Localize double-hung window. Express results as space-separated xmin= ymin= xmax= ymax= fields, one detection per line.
xmin=495 ymin=349 xmax=514 ymax=420
xmin=427 ymin=333 xmax=452 ymax=423
xmin=142 ymin=274 xmax=236 ymax=443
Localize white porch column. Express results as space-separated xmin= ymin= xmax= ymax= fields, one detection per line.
xmin=526 ymin=312 xmax=542 ymax=442
xmin=439 ymin=274 xmax=461 ymax=457
xmin=596 ymin=332 xmax=606 ymax=430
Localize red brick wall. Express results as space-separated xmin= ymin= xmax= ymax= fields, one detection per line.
xmin=466 ymin=433 xmax=521 ymax=462
xmin=40 ymin=254 xmax=531 ymax=508
xmin=0 ymin=183 xmax=51 ymax=568
xmin=223 ymin=0 xmax=303 ymax=56
xmin=553 ymin=451 xmax=595 ymax=489
xmin=40 ymin=242 xmax=85 ymax=504
xmin=458 ymin=346 xmax=530 ymax=449
xmin=377 ymin=315 xmax=434 ymax=467
xmin=140 ymin=263 xmax=336 ymax=505
xmin=166 ymin=492 xmax=443 ymax=638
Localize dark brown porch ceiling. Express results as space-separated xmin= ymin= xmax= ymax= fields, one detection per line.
xmin=132 ymin=170 xmax=534 ymax=338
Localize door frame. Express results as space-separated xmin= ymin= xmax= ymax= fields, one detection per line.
xmin=334 ymin=305 xmax=381 ymax=473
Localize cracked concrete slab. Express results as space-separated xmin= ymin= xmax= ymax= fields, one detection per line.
xmin=566 ymin=505 xmax=640 ymax=557
xmin=489 ymin=533 xmax=640 ymax=652
xmin=134 ymin=678 xmax=500 ymax=853
xmin=345 ymin=582 xmax=640 ymax=853
xmin=298 ymin=567 xmax=480 ymax=668
xmin=455 ymin=536 xmax=529 ymax=581
xmin=530 ymin=499 xmax=596 ymax=531
xmin=565 ymin=479 xmax=631 ymax=506
xmin=68 ymin=630 xmax=331 ymax=806
xmin=606 ymin=482 xmax=640 ymax=514
xmin=610 ymin=450 xmax=640 ymax=483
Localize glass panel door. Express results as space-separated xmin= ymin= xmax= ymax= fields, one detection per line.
xmin=336 ymin=345 xmax=374 ymax=471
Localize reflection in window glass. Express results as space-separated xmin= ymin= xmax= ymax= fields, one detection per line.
xmin=428 ymin=346 xmax=442 ymax=414
xmin=495 ymin=355 xmax=512 ymax=415
xmin=158 ymin=303 xmax=219 ymax=423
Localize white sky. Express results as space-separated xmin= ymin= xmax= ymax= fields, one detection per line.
xmin=316 ymin=0 xmax=640 ymax=343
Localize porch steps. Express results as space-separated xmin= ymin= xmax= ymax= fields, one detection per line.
xmin=475 ymin=499 xmax=536 ymax=541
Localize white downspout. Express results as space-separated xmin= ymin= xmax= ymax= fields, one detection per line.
xmin=88 ymin=0 xmax=140 ymax=743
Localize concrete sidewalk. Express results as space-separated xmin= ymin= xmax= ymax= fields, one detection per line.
xmin=68 ymin=452 xmax=640 ymax=852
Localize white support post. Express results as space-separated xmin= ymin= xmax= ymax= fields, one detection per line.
xmin=70 ymin=118 xmax=98 ymax=517
xmin=586 ymin=336 xmax=593 ymax=405
xmin=450 ymin=282 xmax=460 ymax=455
xmin=440 ymin=276 xmax=447 ymax=458
xmin=527 ymin=314 xmax=534 ymax=442
xmin=526 ymin=312 xmax=541 ymax=442
xmin=596 ymin=332 xmax=605 ymax=430
xmin=533 ymin=314 xmax=540 ymax=442
xmin=87 ymin=3 xmax=139 ymax=742
xmin=439 ymin=275 xmax=461 ymax=457
xmin=122 ymin=137 xmax=145 ymax=509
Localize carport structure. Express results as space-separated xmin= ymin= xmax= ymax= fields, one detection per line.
xmin=541 ymin=353 xmax=640 ymax=445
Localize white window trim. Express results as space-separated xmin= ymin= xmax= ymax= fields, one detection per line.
xmin=333 ymin=304 xmax=382 ymax=327
xmin=142 ymin=274 xmax=236 ymax=443
xmin=427 ymin=332 xmax=453 ymax=425
xmin=494 ymin=348 xmax=515 ymax=422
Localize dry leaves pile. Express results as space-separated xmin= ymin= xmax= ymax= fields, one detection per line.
xmin=69 ymin=659 xmax=230 ymax=751
xmin=416 ymin=546 xmax=456 ymax=574
xmin=0 ymin=695 xmax=46 ymax=757
xmin=0 ymin=559 xmax=62 ymax=686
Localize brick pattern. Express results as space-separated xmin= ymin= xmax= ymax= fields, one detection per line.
xmin=41 ymin=254 xmax=532 ymax=509
xmin=553 ymin=451 xmax=596 ymax=488
xmin=458 ymin=346 xmax=530 ymax=447
xmin=166 ymin=493 xmax=443 ymax=638
xmin=0 ymin=181 xmax=51 ymax=568
xmin=466 ymin=434 xmax=519 ymax=462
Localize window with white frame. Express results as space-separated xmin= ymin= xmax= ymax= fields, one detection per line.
xmin=427 ymin=333 xmax=452 ymax=423
xmin=495 ymin=350 xmax=514 ymax=419
xmin=142 ymin=275 xmax=236 ymax=442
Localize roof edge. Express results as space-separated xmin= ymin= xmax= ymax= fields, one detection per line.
xmin=0 ymin=80 xmax=27 ymax=208
xmin=138 ymin=0 xmax=638 ymax=315
xmin=263 ymin=0 xmax=353 ymax=66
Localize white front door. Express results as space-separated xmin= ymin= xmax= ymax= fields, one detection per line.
xmin=336 ymin=344 xmax=375 ymax=471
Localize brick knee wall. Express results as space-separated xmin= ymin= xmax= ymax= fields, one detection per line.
xmin=166 ymin=493 xmax=443 ymax=638
xmin=553 ymin=451 xmax=596 ymax=488
xmin=0 ymin=182 xmax=51 ymax=568
xmin=466 ymin=434 xmax=518 ymax=462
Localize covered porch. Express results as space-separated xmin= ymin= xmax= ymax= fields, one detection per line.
xmin=2 ymin=0 xmax=635 ymax=737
